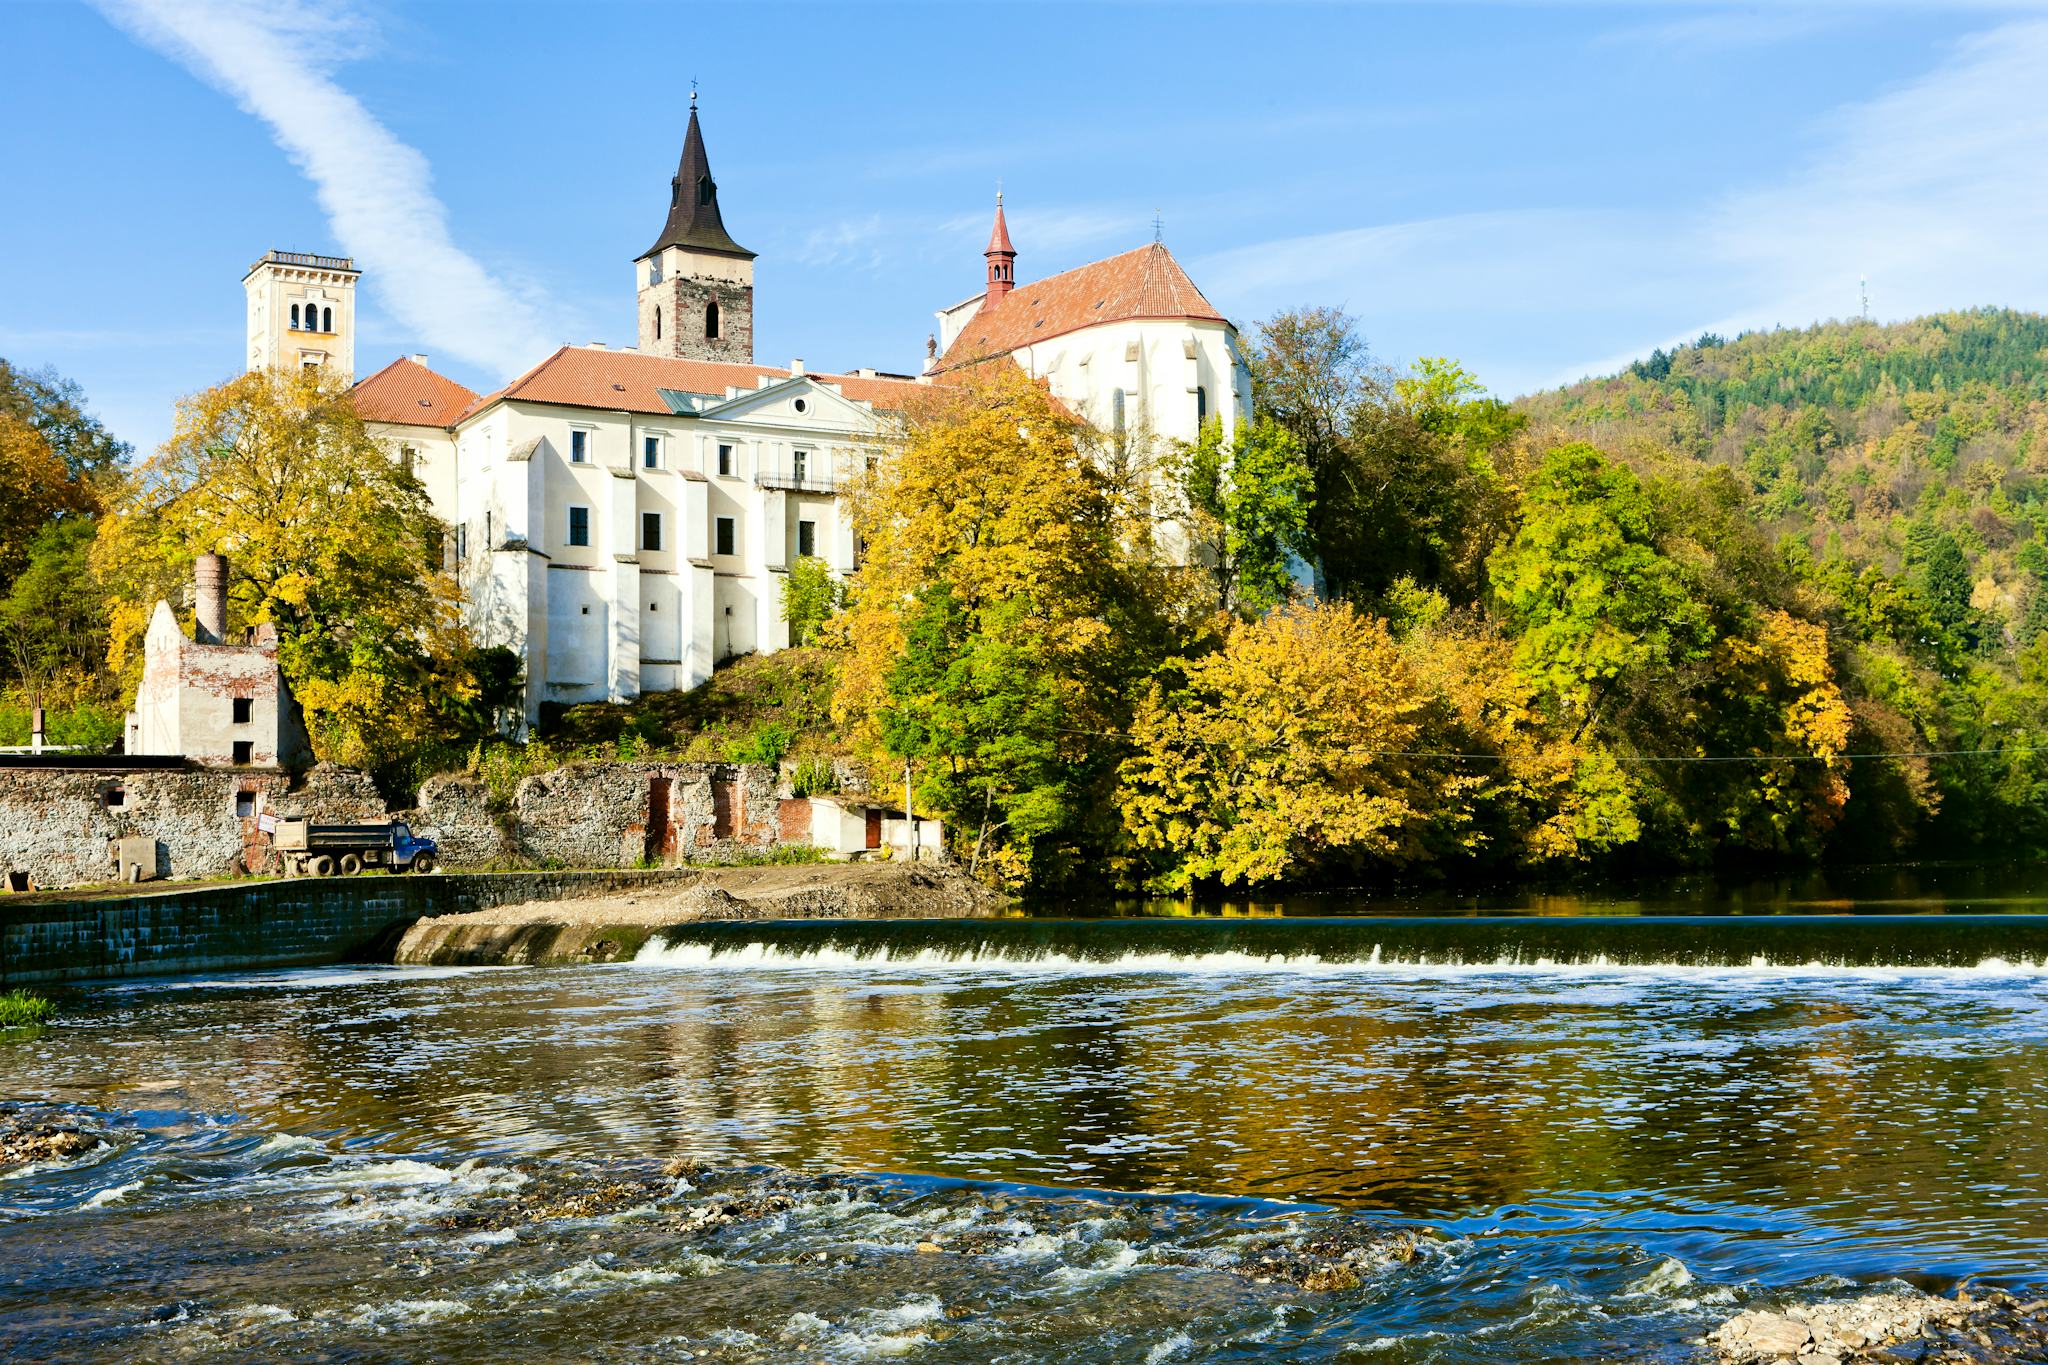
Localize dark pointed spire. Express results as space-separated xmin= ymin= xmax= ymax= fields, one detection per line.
xmin=643 ymin=105 xmax=753 ymax=261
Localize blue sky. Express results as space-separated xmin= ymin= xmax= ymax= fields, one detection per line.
xmin=5 ymin=1 xmax=2046 ymax=457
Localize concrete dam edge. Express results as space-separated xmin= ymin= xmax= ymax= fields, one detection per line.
xmin=1 ymin=864 xmax=1006 ymax=984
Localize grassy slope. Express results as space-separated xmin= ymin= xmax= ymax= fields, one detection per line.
xmin=535 ymin=647 xmax=846 ymax=764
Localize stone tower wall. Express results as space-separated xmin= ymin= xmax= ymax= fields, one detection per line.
xmin=639 ymin=269 xmax=753 ymax=364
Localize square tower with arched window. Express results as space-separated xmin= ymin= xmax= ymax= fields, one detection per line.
xmin=243 ymin=250 xmax=359 ymax=377
xmin=635 ymin=103 xmax=754 ymax=364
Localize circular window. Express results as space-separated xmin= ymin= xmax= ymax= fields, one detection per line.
xmin=793 ymin=397 xmax=808 ymax=414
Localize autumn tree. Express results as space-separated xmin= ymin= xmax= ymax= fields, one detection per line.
xmin=94 ymin=367 xmax=485 ymax=780
xmin=1119 ymin=602 xmax=1483 ymax=888
xmin=0 ymin=410 xmax=93 ymax=587
xmin=836 ymin=366 xmax=1178 ymax=884
xmin=0 ymin=358 xmax=130 ymax=491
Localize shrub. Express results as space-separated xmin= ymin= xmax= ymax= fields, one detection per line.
xmin=0 ymin=990 xmax=55 ymax=1028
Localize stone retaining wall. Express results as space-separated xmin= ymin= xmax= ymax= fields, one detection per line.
xmin=0 ymin=869 xmax=708 ymax=985
xmin=0 ymin=764 xmax=386 ymax=890
xmin=419 ymin=761 xmax=782 ymax=869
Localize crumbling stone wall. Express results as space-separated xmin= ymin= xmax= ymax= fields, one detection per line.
xmin=416 ymin=761 xmax=782 ymax=870
xmin=0 ymin=765 xmax=390 ymax=890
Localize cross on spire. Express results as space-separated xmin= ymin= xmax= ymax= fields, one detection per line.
xmin=1153 ymin=209 xmax=1163 ymax=244
xmin=690 ymin=78 xmax=698 ymax=109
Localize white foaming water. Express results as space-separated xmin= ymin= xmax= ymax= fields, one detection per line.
xmin=81 ymin=1179 xmax=144 ymax=1209
xmin=633 ymin=937 xmax=2048 ymax=978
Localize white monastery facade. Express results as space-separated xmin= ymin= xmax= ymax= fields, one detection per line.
xmin=253 ymin=101 xmax=1247 ymax=724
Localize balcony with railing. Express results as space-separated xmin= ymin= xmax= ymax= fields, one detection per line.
xmin=754 ymin=464 xmax=839 ymax=494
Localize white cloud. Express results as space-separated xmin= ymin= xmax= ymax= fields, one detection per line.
xmin=1194 ymin=18 xmax=2048 ymax=396
xmin=92 ymin=0 xmax=549 ymax=378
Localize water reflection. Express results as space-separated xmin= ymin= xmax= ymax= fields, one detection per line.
xmin=13 ymin=952 xmax=2048 ymax=1287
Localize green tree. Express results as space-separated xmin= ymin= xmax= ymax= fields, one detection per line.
xmin=0 ymin=358 xmax=129 ymax=489
xmin=1488 ymin=443 xmax=1713 ymax=726
xmin=1166 ymin=417 xmax=1313 ymax=615
xmin=780 ymin=554 xmax=843 ymax=645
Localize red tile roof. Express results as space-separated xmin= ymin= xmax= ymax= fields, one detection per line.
xmin=352 ymin=357 xmax=480 ymax=427
xmin=936 ymin=242 xmax=1227 ymax=371
xmin=448 ymin=347 xmax=934 ymax=425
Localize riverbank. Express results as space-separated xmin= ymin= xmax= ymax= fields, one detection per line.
xmin=392 ymin=861 xmax=1006 ymax=966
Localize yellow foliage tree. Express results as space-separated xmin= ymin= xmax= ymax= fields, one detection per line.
xmin=94 ymin=367 xmax=483 ymax=777
xmin=1119 ymin=601 xmax=1477 ymax=888
xmin=834 ymin=365 xmax=1183 ymax=884
xmin=0 ymin=410 xmax=92 ymax=585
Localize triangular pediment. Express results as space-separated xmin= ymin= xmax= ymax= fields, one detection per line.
xmin=690 ymin=375 xmax=882 ymax=428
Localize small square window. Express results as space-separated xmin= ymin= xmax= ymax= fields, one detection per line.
xmin=717 ymin=444 xmax=734 ymax=476
xmin=235 ymin=791 xmax=256 ymax=818
xmin=715 ymin=516 xmax=736 ymax=556
xmin=103 ymin=785 xmax=125 ymax=809
xmin=644 ymin=435 xmax=661 ymax=470
xmin=232 ymin=697 xmax=253 ymax=725
xmin=568 ymin=506 xmax=590 ymax=547
xmin=649 ymin=601 xmax=658 ymax=612
xmin=232 ymin=740 xmax=254 ymax=766
xmin=641 ymin=511 xmax=663 ymax=552
xmin=570 ymin=429 xmax=589 ymax=463
xmin=581 ymin=605 xmax=590 ymax=616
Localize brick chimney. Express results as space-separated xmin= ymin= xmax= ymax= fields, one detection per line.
xmin=194 ymin=553 xmax=228 ymax=645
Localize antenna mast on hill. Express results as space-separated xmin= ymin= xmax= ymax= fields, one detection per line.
xmin=1860 ymin=275 xmax=1870 ymax=322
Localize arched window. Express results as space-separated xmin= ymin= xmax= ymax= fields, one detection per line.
xmin=705 ymin=299 xmax=721 ymax=340
xmin=290 ymin=304 xmax=301 ymax=330
xmin=1196 ymin=386 xmax=1208 ymax=424
xmin=654 ymin=306 xmax=662 ymax=341
xmin=321 ymin=306 xmax=333 ymax=333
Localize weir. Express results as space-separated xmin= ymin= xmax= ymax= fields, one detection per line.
xmin=636 ymin=913 xmax=2048 ymax=971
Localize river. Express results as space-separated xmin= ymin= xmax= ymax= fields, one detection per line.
xmin=4 ymin=867 xmax=2046 ymax=1361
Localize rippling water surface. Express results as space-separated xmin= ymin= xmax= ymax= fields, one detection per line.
xmin=5 ymin=885 xmax=2048 ymax=1361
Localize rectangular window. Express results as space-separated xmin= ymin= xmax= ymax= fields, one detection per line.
xmin=648 ymin=255 xmax=663 ymax=285
xmin=231 ymin=740 xmax=254 ymax=766
xmin=715 ymin=516 xmax=735 ymax=556
xmin=570 ymin=429 xmax=589 ymax=463
xmin=1196 ymin=386 xmax=1208 ymax=424
xmin=641 ymin=511 xmax=662 ymax=552
xmin=454 ymin=524 xmax=468 ymax=562
xmin=792 ymin=449 xmax=810 ymax=484
xmin=232 ymin=697 xmax=253 ymax=725
xmin=643 ymin=435 xmax=661 ymax=470
xmin=798 ymin=520 xmax=816 ymax=559
xmin=568 ymin=505 xmax=590 ymax=547
xmin=235 ymin=791 xmax=256 ymax=818
xmin=717 ymin=443 xmax=734 ymax=476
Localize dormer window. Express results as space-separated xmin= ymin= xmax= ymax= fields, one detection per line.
xmin=698 ymin=175 xmax=714 ymax=207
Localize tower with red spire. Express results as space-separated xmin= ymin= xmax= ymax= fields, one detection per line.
xmin=984 ymin=191 xmax=1016 ymax=307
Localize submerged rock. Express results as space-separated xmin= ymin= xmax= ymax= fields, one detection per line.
xmin=1233 ymin=1228 xmax=1425 ymax=1291
xmin=0 ymin=1118 xmax=100 ymax=1172
xmin=1711 ymin=1289 xmax=2048 ymax=1363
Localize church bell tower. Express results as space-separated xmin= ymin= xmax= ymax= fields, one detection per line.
xmin=636 ymin=96 xmax=755 ymax=363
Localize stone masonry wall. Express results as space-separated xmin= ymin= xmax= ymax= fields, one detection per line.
xmin=416 ymin=761 xmax=782 ymax=870
xmin=0 ymin=765 xmax=389 ymax=890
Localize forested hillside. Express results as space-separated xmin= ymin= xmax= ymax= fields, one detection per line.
xmin=1521 ymin=309 xmax=2048 ymax=646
